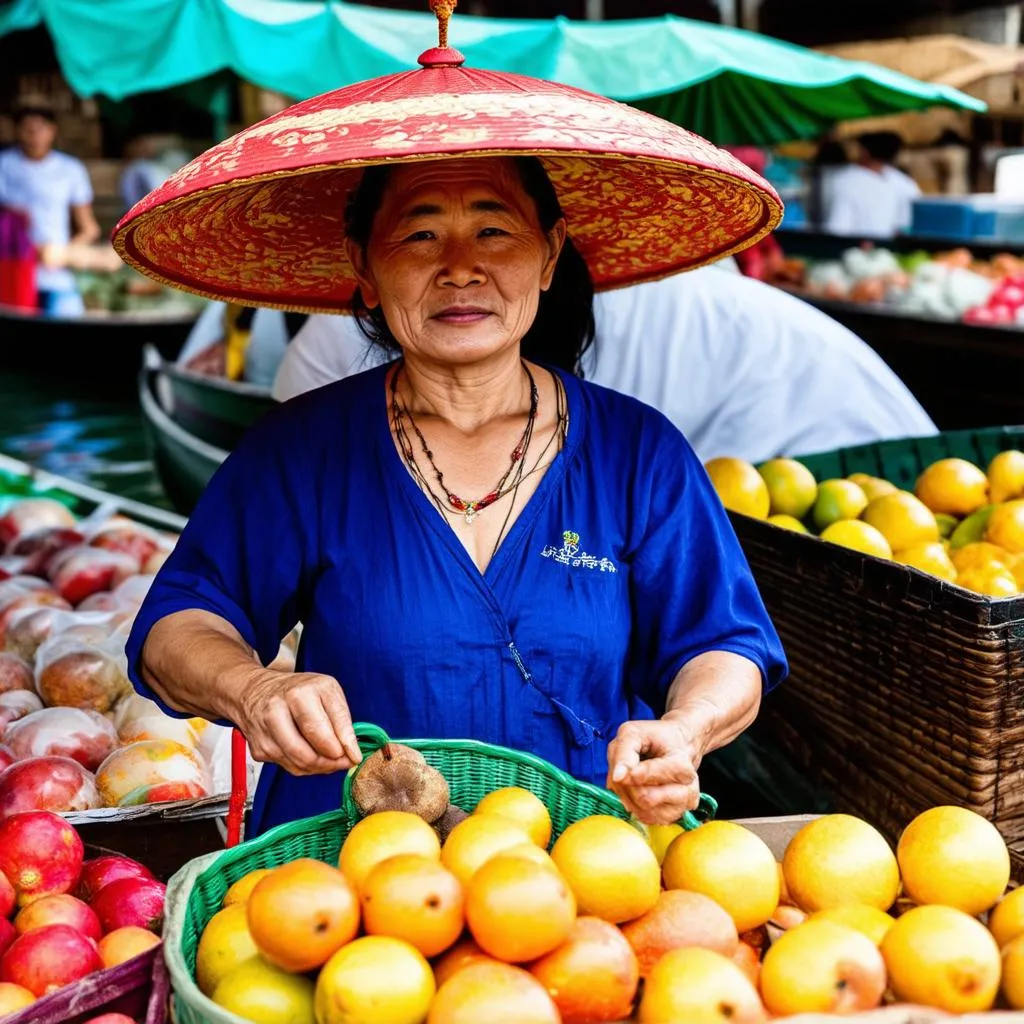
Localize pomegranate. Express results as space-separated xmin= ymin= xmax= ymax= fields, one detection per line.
xmin=0 ymin=745 xmax=15 ymax=772
xmin=0 ymin=923 xmax=102 ymax=996
xmin=0 ymin=810 xmax=84 ymax=907
xmin=12 ymin=528 xmax=85 ymax=578
xmin=0 ymin=501 xmax=77 ymax=550
xmin=90 ymin=525 xmax=158 ymax=568
xmin=0 ymin=868 xmax=15 ymax=917
xmin=5 ymin=708 xmax=119 ymax=771
xmin=14 ymin=893 xmax=101 ymax=942
xmin=0 ymin=757 xmax=101 ymax=817
xmin=47 ymin=547 xmax=137 ymax=606
xmin=77 ymin=856 xmax=154 ymax=905
xmin=90 ymin=877 xmax=166 ymax=934
xmin=0 ymin=691 xmax=43 ymax=730
xmin=0 ymin=921 xmax=14 ymax=961
xmin=0 ymin=653 xmax=33 ymax=695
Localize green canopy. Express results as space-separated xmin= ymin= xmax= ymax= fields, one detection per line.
xmin=2 ymin=0 xmax=985 ymax=145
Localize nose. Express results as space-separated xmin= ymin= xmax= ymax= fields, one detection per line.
xmin=437 ymin=237 xmax=484 ymax=288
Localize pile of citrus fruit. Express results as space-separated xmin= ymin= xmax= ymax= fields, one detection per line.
xmin=705 ymin=450 xmax=1024 ymax=598
xmin=193 ymin=783 xmax=1024 ymax=1023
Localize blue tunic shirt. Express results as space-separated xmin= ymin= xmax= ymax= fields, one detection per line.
xmin=126 ymin=363 xmax=787 ymax=835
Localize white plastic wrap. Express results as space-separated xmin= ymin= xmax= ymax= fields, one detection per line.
xmin=0 ymin=498 xmax=78 ymax=550
xmin=96 ymin=739 xmax=212 ymax=807
xmin=5 ymin=707 xmax=119 ymax=771
xmin=47 ymin=545 xmax=139 ymax=606
xmin=0 ymin=689 xmax=43 ymax=730
xmin=0 ymin=651 xmax=34 ymax=694
xmin=34 ymin=631 xmax=131 ymax=713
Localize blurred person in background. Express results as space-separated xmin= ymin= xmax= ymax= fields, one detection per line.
xmin=120 ymin=134 xmax=191 ymax=210
xmin=273 ymin=262 xmax=937 ymax=465
xmin=0 ymin=102 xmax=99 ymax=315
xmin=823 ymin=131 xmax=921 ymax=239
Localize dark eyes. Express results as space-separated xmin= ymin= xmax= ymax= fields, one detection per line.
xmin=401 ymin=227 xmax=507 ymax=243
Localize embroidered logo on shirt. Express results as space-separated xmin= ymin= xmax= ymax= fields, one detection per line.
xmin=541 ymin=530 xmax=618 ymax=573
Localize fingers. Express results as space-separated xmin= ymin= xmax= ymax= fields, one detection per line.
xmin=619 ymin=751 xmax=696 ymax=788
xmin=606 ymin=722 xmax=648 ymax=786
xmin=262 ymin=702 xmax=349 ymax=776
xmin=320 ymin=685 xmax=362 ymax=766
xmin=624 ymin=783 xmax=700 ymax=824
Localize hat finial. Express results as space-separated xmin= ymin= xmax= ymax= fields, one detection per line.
xmin=419 ymin=0 xmax=465 ymax=67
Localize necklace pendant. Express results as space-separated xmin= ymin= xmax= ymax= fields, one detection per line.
xmin=465 ymin=506 xmax=477 ymax=525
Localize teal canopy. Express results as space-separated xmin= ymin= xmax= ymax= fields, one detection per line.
xmin=2 ymin=0 xmax=985 ymax=145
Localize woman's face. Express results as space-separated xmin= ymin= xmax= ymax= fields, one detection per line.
xmin=346 ymin=157 xmax=567 ymax=366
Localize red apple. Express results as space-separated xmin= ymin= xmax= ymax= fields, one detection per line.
xmin=0 ymin=920 xmax=14 ymax=959
xmin=90 ymin=877 xmax=166 ymax=934
xmin=90 ymin=526 xmax=158 ymax=569
xmin=77 ymin=857 xmax=154 ymax=905
xmin=0 ymin=654 xmax=33 ymax=696
xmin=0 ymin=691 xmax=43 ymax=731
xmin=0 ymin=501 xmax=77 ymax=551
xmin=0 ymin=869 xmax=15 ymax=918
xmin=5 ymin=708 xmax=119 ymax=771
xmin=47 ymin=547 xmax=137 ymax=606
xmin=14 ymin=894 xmax=101 ymax=942
xmin=0 ymin=757 xmax=101 ymax=817
xmin=0 ymin=811 xmax=84 ymax=907
xmin=0 ymin=746 xmax=15 ymax=772
xmin=0 ymin=923 xmax=101 ymax=996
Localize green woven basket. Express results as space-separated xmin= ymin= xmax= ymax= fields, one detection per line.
xmin=164 ymin=722 xmax=718 ymax=1024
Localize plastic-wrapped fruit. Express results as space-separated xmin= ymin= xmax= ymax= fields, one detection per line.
xmin=96 ymin=740 xmax=211 ymax=806
xmin=118 ymin=715 xmax=200 ymax=750
xmin=35 ymin=636 xmax=130 ymax=712
xmin=0 ymin=691 xmax=43 ymax=730
xmin=5 ymin=708 xmax=119 ymax=771
xmin=0 ymin=745 xmax=14 ymax=771
xmin=0 ymin=756 xmax=101 ymax=817
xmin=0 ymin=592 xmax=71 ymax=647
xmin=47 ymin=546 xmax=138 ymax=606
xmin=90 ymin=525 xmax=159 ymax=569
xmin=0 ymin=500 xmax=77 ymax=550
xmin=11 ymin=528 xmax=85 ymax=578
xmin=0 ymin=653 xmax=33 ymax=695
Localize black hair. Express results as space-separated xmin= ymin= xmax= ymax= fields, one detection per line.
xmin=858 ymin=131 xmax=903 ymax=165
xmin=343 ymin=156 xmax=595 ymax=376
xmin=13 ymin=105 xmax=56 ymax=126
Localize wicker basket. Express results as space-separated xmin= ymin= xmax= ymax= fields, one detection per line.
xmin=731 ymin=426 xmax=1024 ymax=870
xmin=164 ymin=722 xmax=716 ymax=1024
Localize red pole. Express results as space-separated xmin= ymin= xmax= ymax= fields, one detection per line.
xmin=226 ymin=728 xmax=248 ymax=848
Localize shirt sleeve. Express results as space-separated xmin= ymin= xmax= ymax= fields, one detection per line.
xmin=627 ymin=420 xmax=788 ymax=713
xmin=125 ymin=404 xmax=319 ymax=718
xmin=70 ymin=159 xmax=93 ymax=207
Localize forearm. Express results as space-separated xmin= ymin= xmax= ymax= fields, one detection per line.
xmin=662 ymin=650 xmax=763 ymax=760
xmin=138 ymin=609 xmax=266 ymax=723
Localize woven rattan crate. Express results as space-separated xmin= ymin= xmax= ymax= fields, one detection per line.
xmin=729 ymin=426 xmax=1024 ymax=867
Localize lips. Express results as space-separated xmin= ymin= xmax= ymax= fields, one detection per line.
xmin=432 ymin=306 xmax=492 ymax=323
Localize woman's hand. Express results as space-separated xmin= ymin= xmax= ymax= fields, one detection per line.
xmin=605 ymin=716 xmax=703 ymax=826
xmin=228 ymin=667 xmax=363 ymax=777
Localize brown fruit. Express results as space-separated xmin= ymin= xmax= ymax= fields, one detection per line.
xmin=620 ymin=889 xmax=739 ymax=978
xmin=351 ymin=743 xmax=449 ymax=823
xmin=433 ymin=805 xmax=470 ymax=843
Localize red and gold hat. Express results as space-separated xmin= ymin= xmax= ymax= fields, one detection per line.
xmin=113 ymin=2 xmax=782 ymax=313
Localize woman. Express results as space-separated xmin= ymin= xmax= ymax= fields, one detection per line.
xmin=119 ymin=19 xmax=787 ymax=836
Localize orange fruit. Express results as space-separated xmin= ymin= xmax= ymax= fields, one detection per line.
xmin=882 ymin=905 xmax=1000 ymax=1013
xmin=848 ymin=473 xmax=897 ymax=502
xmin=222 ymin=868 xmax=272 ymax=907
xmin=433 ymin=936 xmax=500 ymax=986
xmin=811 ymin=479 xmax=868 ymax=531
xmin=0 ymin=983 xmax=35 ymax=1015
xmin=987 ymin=500 xmax=1024 ymax=554
xmin=819 ymin=520 xmax=892 ymax=559
xmin=637 ymin=947 xmax=765 ymax=1024
xmin=757 ymin=459 xmax=818 ymax=519
xmin=990 ymin=887 xmax=1024 ymax=949
xmin=782 ymin=814 xmax=900 ymax=913
xmin=247 ymin=858 xmax=359 ymax=973
xmin=360 ymin=854 xmax=464 ymax=957
xmin=314 ymin=935 xmax=434 ymax=1024
xmin=529 ymin=916 xmax=639 ymax=1023
xmin=441 ymin=814 xmax=533 ymax=886
xmin=989 ymin=450 xmax=1024 ymax=504
xmin=550 ymin=815 xmax=660 ymax=923
xmin=957 ymin=565 xmax=1019 ymax=597
xmin=862 ymin=491 xmax=939 ymax=551
xmin=473 ymin=787 xmax=552 ymax=848
xmin=500 ymin=842 xmax=557 ymax=870
xmin=1002 ymin=932 xmax=1024 ymax=1008
xmin=465 ymin=854 xmax=575 ymax=962
xmin=97 ymin=925 xmax=161 ymax=969
xmin=620 ymin=889 xmax=738 ymax=978
xmin=895 ymin=542 xmax=957 ymax=582
xmin=662 ymin=821 xmax=779 ymax=932
xmin=197 ymin=902 xmax=260 ymax=997
xmin=704 ymin=458 xmax=770 ymax=519
xmin=427 ymin=961 xmax=560 ymax=1024
xmin=915 ymin=458 xmax=989 ymax=517
xmin=340 ymin=810 xmax=441 ymax=893
xmin=951 ymin=541 xmax=1013 ymax=574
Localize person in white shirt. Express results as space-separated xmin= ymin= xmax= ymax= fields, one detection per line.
xmin=823 ymin=132 xmax=921 ymax=240
xmin=0 ymin=103 xmax=100 ymax=315
xmin=271 ymin=263 xmax=936 ymax=465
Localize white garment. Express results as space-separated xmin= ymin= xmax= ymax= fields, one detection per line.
xmin=271 ymin=266 xmax=937 ymax=465
xmin=823 ymin=164 xmax=921 ymax=239
xmin=0 ymin=147 xmax=93 ymax=293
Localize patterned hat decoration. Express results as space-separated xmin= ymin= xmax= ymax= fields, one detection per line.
xmin=112 ymin=0 xmax=783 ymax=313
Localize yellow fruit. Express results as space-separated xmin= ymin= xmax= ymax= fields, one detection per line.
xmin=767 ymin=514 xmax=808 ymax=533
xmin=915 ymin=458 xmax=989 ymax=517
xmin=704 ymin=458 xmax=770 ymax=519
xmin=950 ymin=505 xmax=995 ymax=549
xmin=862 ymin=491 xmax=939 ymax=551
xmin=551 ymin=815 xmax=660 ymax=924
xmin=340 ymin=810 xmax=441 ymax=892
xmin=760 ymin=919 xmax=886 ymax=1016
xmin=950 ymin=541 xmax=1013 ymax=574
xmin=662 ymin=821 xmax=779 ymax=932
xmin=956 ymin=565 xmax=1019 ymax=598
xmin=196 ymin=903 xmax=260 ymax=997
xmin=848 ymin=473 xmax=898 ymax=502
xmin=895 ymin=542 xmax=957 ymax=582
xmin=211 ymin=957 xmax=316 ymax=1024
xmin=819 ymin=520 xmax=892 ymax=559
xmin=897 ymin=806 xmax=1010 ymax=916
xmin=500 ymin=842 xmax=557 ymax=870
xmin=1013 ymin=555 xmax=1024 ymax=590
xmin=427 ymin=962 xmax=560 ymax=1024
xmin=757 ymin=458 xmax=818 ymax=519
xmin=882 ymin=904 xmax=1000 ymax=1013
xmin=988 ymin=450 xmax=1024 ymax=504
xmin=810 ymin=905 xmax=895 ymax=946
xmin=474 ymin=788 xmax=552 ymax=849
xmin=314 ymin=936 xmax=435 ymax=1024
xmin=935 ymin=513 xmax=959 ymax=539
xmin=441 ymin=814 xmax=533 ymax=887
xmin=782 ymin=814 xmax=900 ymax=913
xmin=645 ymin=823 xmax=684 ymax=865
xmin=811 ymin=479 xmax=868 ymax=531
xmin=986 ymin=500 xmax=1024 ymax=554
xmin=990 ymin=887 xmax=1024 ymax=948
xmin=0 ymin=983 xmax=34 ymax=1015
xmin=222 ymin=868 xmax=273 ymax=907
xmin=637 ymin=947 xmax=766 ymax=1024
xmin=1002 ymin=932 xmax=1024 ymax=1008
